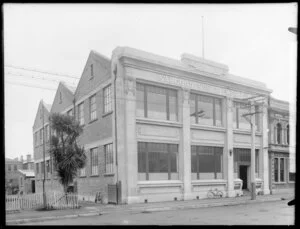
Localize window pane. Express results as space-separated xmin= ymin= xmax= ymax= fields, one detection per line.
xmin=190 ymin=94 xmax=196 ymax=124
xmin=136 ymin=84 xmax=145 ymax=117
xmin=277 ymin=123 xmax=282 ymax=144
xmin=169 ymin=90 xmax=177 ymax=121
xmin=105 ymin=144 xmax=113 ymax=174
xmin=238 ymin=103 xmax=251 ymax=129
xmin=215 ymin=98 xmax=222 ymax=127
xmin=191 ymin=146 xmax=198 ymax=179
xmin=280 ymin=158 xmax=285 ymax=182
xmin=274 ymin=158 xmax=278 ymax=182
xmin=197 ymin=95 xmax=213 ymax=126
xmin=147 ymin=85 xmax=167 ymax=120
xmin=104 ymin=85 xmax=112 ymax=113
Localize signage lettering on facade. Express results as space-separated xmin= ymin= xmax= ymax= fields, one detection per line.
xmin=160 ymin=75 xmax=253 ymax=99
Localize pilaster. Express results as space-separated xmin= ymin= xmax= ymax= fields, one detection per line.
xmin=181 ymin=88 xmax=192 ymax=200
xmin=225 ymin=97 xmax=235 ymax=197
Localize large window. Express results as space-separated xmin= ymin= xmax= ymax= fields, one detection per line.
xmin=89 ymin=94 xmax=97 ymax=121
xmin=286 ymin=125 xmax=289 ymax=145
xmin=90 ymin=148 xmax=99 ymax=176
xmin=190 ymin=94 xmax=222 ymax=126
xmin=138 ymin=142 xmax=178 ymax=181
xmin=233 ymin=102 xmax=251 ymax=129
xmin=104 ymin=85 xmax=112 ymax=113
xmin=233 ymin=148 xmax=259 ymax=174
xmin=191 ymin=146 xmax=223 ymax=180
xmin=274 ymin=157 xmax=286 ymax=182
xmin=105 ymin=144 xmax=113 ymax=174
xmin=45 ymin=125 xmax=50 ymax=142
xmin=136 ymin=83 xmax=178 ymax=121
xmin=276 ymin=123 xmax=282 ymax=144
xmin=78 ymin=102 xmax=84 ymax=125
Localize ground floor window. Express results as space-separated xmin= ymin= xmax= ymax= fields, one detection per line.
xmin=233 ymin=148 xmax=259 ymax=174
xmin=289 ymin=172 xmax=295 ymax=182
xmin=191 ymin=146 xmax=223 ymax=180
xmin=138 ymin=142 xmax=179 ymax=181
xmin=274 ymin=157 xmax=286 ymax=182
xmin=90 ymin=148 xmax=99 ymax=176
xmin=105 ymin=143 xmax=114 ymax=174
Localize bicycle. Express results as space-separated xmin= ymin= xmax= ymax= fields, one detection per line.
xmin=207 ymin=188 xmax=223 ymax=198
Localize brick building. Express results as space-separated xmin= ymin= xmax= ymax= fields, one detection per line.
xmin=32 ymin=46 xmax=294 ymax=204
xmin=5 ymin=158 xmax=22 ymax=194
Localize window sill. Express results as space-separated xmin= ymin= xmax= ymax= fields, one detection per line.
xmin=191 ymin=124 xmax=226 ymax=132
xmin=88 ymin=118 xmax=98 ymax=124
xmin=102 ymin=111 xmax=113 ymax=118
xmin=273 ymin=182 xmax=287 ymax=184
xmin=79 ymin=176 xmax=87 ymax=178
xmin=90 ymin=174 xmax=99 ymax=177
xmin=104 ymin=173 xmax=114 ymax=176
xmin=191 ymin=179 xmax=227 ymax=185
xmin=233 ymin=129 xmax=262 ymax=135
xmin=136 ymin=118 xmax=182 ymax=128
xmin=138 ymin=180 xmax=183 ymax=186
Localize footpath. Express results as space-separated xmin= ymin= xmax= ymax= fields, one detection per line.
xmin=5 ymin=191 xmax=294 ymax=225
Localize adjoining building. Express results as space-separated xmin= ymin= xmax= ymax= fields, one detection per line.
xmin=18 ymin=170 xmax=35 ymax=195
xmin=32 ymin=46 xmax=294 ymax=204
xmin=5 ymin=158 xmax=23 ymax=194
xmin=268 ymin=97 xmax=295 ymax=194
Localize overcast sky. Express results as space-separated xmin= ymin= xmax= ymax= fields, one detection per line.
xmin=4 ymin=3 xmax=297 ymax=159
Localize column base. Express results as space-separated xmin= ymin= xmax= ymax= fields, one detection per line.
xmin=183 ymin=192 xmax=193 ymax=201
xmin=227 ymin=190 xmax=236 ymax=197
xmin=263 ymin=188 xmax=270 ymax=195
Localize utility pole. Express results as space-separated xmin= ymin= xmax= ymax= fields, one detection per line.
xmin=241 ymin=96 xmax=264 ymax=200
xmin=42 ymin=100 xmax=46 ymax=208
xmin=202 ymin=16 xmax=205 ymax=59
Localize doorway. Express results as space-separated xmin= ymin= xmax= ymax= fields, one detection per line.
xmin=239 ymin=165 xmax=248 ymax=190
xmin=31 ymin=180 xmax=35 ymax=193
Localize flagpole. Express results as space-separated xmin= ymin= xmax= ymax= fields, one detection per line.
xmin=202 ymin=16 xmax=205 ymax=59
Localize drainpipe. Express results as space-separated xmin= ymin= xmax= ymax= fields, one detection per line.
xmin=113 ymin=64 xmax=119 ymax=201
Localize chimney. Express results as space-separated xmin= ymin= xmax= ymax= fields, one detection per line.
xmin=20 ymin=155 xmax=24 ymax=163
xmin=27 ymin=154 xmax=31 ymax=162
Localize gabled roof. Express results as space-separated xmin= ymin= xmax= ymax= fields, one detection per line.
xmin=50 ymin=81 xmax=75 ymax=114
xmin=32 ymin=100 xmax=51 ymax=130
xmin=74 ymin=50 xmax=111 ymax=101
xmin=18 ymin=170 xmax=35 ymax=177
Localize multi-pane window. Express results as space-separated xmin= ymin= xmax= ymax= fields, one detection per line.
xmin=286 ymin=125 xmax=289 ymax=145
xmin=35 ymin=132 xmax=38 ymax=146
xmin=191 ymin=146 xmax=223 ymax=180
xmin=289 ymin=172 xmax=295 ymax=182
xmin=14 ymin=165 xmax=17 ymax=171
xmin=233 ymin=148 xmax=259 ymax=174
xmin=89 ymin=94 xmax=97 ymax=121
xmin=276 ymin=123 xmax=282 ymax=144
xmin=190 ymin=94 xmax=222 ymax=126
xmin=233 ymin=102 xmax=251 ymax=129
xmin=104 ymin=85 xmax=112 ymax=113
xmin=40 ymin=129 xmax=43 ymax=145
xmin=79 ymin=166 xmax=86 ymax=177
xmin=136 ymin=83 xmax=178 ymax=121
xmin=67 ymin=109 xmax=73 ymax=117
xmin=274 ymin=157 xmax=286 ymax=182
xmin=78 ymin=102 xmax=84 ymax=125
xmin=138 ymin=142 xmax=178 ymax=181
xmin=90 ymin=148 xmax=99 ymax=176
xmin=105 ymin=144 xmax=113 ymax=174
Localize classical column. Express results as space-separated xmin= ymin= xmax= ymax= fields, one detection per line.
xmin=124 ymin=76 xmax=139 ymax=204
xmin=225 ymin=97 xmax=235 ymax=197
xmin=181 ymin=88 xmax=192 ymax=200
xmin=261 ymin=99 xmax=270 ymax=195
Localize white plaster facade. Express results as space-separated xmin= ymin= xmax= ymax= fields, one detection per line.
xmin=111 ymin=47 xmax=272 ymax=204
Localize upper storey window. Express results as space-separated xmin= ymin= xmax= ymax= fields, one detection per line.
xmin=287 ymin=125 xmax=289 ymax=145
xmin=190 ymin=93 xmax=222 ymax=127
xmin=78 ymin=102 xmax=84 ymax=125
xmin=276 ymin=123 xmax=282 ymax=144
xmin=233 ymin=102 xmax=251 ymax=130
xmin=103 ymin=85 xmax=112 ymax=114
xmin=136 ymin=83 xmax=178 ymax=121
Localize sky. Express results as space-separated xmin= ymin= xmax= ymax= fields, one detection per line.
xmin=4 ymin=3 xmax=298 ymax=159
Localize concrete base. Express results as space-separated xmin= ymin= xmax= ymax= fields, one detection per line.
xmin=127 ymin=196 xmax=140 ymax=204
xmin=263 ymin=189 xmax=270 ymax=195
xmin=183 ymin=192 xmax=194 ymax=201
xmin=227 ymin=190 xmax=236 ymax=198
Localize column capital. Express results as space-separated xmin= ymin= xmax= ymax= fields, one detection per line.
xmin=125 ymin=76 xmax=136 ymax=96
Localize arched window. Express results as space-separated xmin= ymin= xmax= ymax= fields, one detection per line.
xmin=277 ymin=123 xmax=282 ymax=144
xmin=287 ymin=125 xmax=289 ymax=145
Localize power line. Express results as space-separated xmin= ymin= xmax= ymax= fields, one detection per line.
xmin=5 ymin=81 xmax=57 ymax=91
xmin=5 ymin=64 xmax=80 ymax=79
xmin=5 ymin=71 xmax=77 ymax=86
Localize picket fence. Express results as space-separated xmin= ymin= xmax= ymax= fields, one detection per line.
xmin=6 ymin=192 xmax=79 ymax=212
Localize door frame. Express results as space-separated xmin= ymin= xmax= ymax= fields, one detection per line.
xmin=238 ymin=162 xmax=251 ymax=190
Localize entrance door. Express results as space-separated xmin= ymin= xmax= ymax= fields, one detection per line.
xmin=240 ymin=165 xmax=248 ymax=190
xmin=31 ymin=180 xmax=35 ymax=193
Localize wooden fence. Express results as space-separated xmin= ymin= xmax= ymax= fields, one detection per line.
xmin=6 ymin=192 xmax=79 ymax=212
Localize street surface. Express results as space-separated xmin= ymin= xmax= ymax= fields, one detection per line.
xmin=22 ymin=200 xmax=294 ymax=225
